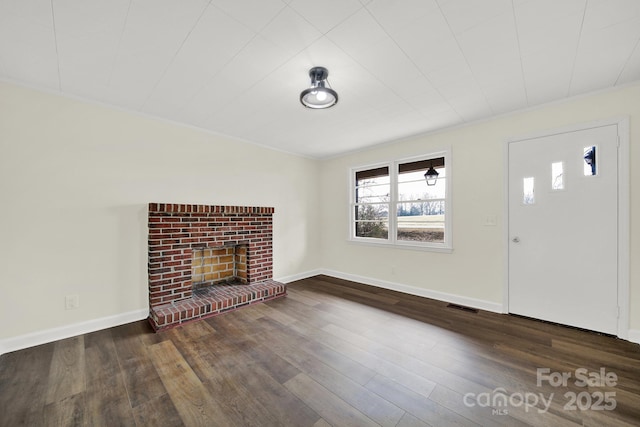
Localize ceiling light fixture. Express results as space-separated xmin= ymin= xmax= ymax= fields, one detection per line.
xmin=300 ymin=66 xmax=338 ymax=109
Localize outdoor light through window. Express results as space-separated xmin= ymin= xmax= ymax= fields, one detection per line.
xmin=300 ymin=66 xmax=338 ymax=109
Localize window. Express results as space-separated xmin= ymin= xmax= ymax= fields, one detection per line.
xmin=354 ymin=166 xmax=390 ymax=239
xmin=351 ymin=151 xmax=451 ymax=252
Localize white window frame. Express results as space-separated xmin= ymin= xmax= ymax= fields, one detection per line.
xmin=349 ymin=149 xmax=452 ymax=253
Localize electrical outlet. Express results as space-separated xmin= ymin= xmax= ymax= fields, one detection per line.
xmin=65 ymin=294 xmax=80 ymax=310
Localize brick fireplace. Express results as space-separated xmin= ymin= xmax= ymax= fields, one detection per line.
xmin=147 ymin=203 xmax=286 ymax=331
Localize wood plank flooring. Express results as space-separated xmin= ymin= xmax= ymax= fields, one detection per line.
xmin=1 ymin=275 xmax=639 ymax=426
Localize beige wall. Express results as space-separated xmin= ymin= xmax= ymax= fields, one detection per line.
xmin=0 ymin=82 xmax=320 ymax=341
xmin=1 ymin=80 xmax=638 ymax=348
xmin=319 ymin=82 xmax=640 ymax=334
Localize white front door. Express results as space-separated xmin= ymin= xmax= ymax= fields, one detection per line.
xmin=508 ymin=124 xmax=619 ymax=335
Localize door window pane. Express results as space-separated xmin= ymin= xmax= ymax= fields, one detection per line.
xmin=584 ymin=146 xmax=597 ymax=176
xmin=552 ymin=162 xmax=564 ymax=190
xmin=523 ymin=177 xmax=535 ymax=204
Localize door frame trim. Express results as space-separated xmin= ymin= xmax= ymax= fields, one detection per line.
xmin=503 ymin=116 xmax=630 ymax=340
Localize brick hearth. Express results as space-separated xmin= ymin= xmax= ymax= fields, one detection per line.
xmin=149 ymin=280 xmax=286 ymax=331
xmin=147 ymin=203 xmax=286 ymax=331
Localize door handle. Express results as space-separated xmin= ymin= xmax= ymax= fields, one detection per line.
xmin=512 ymin=237 xmax=520 ymax=243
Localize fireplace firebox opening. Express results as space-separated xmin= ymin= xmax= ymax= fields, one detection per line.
xmin=192 ymin=243 xmax=248 ymax=290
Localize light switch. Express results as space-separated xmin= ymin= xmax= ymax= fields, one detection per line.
xmin=484 ymin=215 xmax=497 ymax=226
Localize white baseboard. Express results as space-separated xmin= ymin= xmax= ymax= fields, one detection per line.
xmin=0 ymin=270 xmax=321 ymax=356
xmin=0 ymin=309 xmax=148 ymax=356
xmin=318 ymin=269 xmax=504 ymax=314
xmin=3 ymin=275 xmax=635 ymax=355
xmin=316 ymin=270 xmax=640 ymax=345
xmin=0 ymin=269 xmax=320 ymax=356
xmin=275 ymin=269 xmax=324 ymax=284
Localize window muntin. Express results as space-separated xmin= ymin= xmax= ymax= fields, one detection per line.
xmin=351 ymin=152 xmax=451 ymax=251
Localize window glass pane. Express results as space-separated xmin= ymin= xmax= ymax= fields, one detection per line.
xmin=356 ymin=166 xmax=389 ymax=182
xmin=355 ymin=221 xmax=389 ymax=239
xmin=396 ymin=202 xmax=445 ymax=243
xmin=398 ymin=159 xmax=446 ymax=183
xmin=551 ymin=162 xmax=564 ymax=190
xmin=355 ymin=203 xmax=388 ymax=221
xmin=398 ymin=168 xmax=447 ymax=182
xmin=583 ymin=146 xmax=596 ymax=176
xmin=356 ymin=167 xmax=389 ymax=187
xmin=523 ymin=177 xmax=535 ymax=204
xmin=355 ymin=183 xmax=389 ymax=203
xmin=398 ymin=177 xmax=445 ymax=201
xmin=357 ymin=179 xmax=390 ymax=190
xmin=355 ymin=168 xmax=390 ymax=202
xmin=397 ymin=201 xmax=445 ymax=217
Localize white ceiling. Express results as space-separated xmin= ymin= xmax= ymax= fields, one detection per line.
xmin=1 ymin=0 xmax=639 ymax=158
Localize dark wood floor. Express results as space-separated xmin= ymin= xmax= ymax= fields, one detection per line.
xmin=1 ymin=275 xmax=639 ymax=427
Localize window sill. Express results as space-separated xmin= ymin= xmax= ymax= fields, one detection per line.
xmin=348 ymin=238 xmax=453 ymax=253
